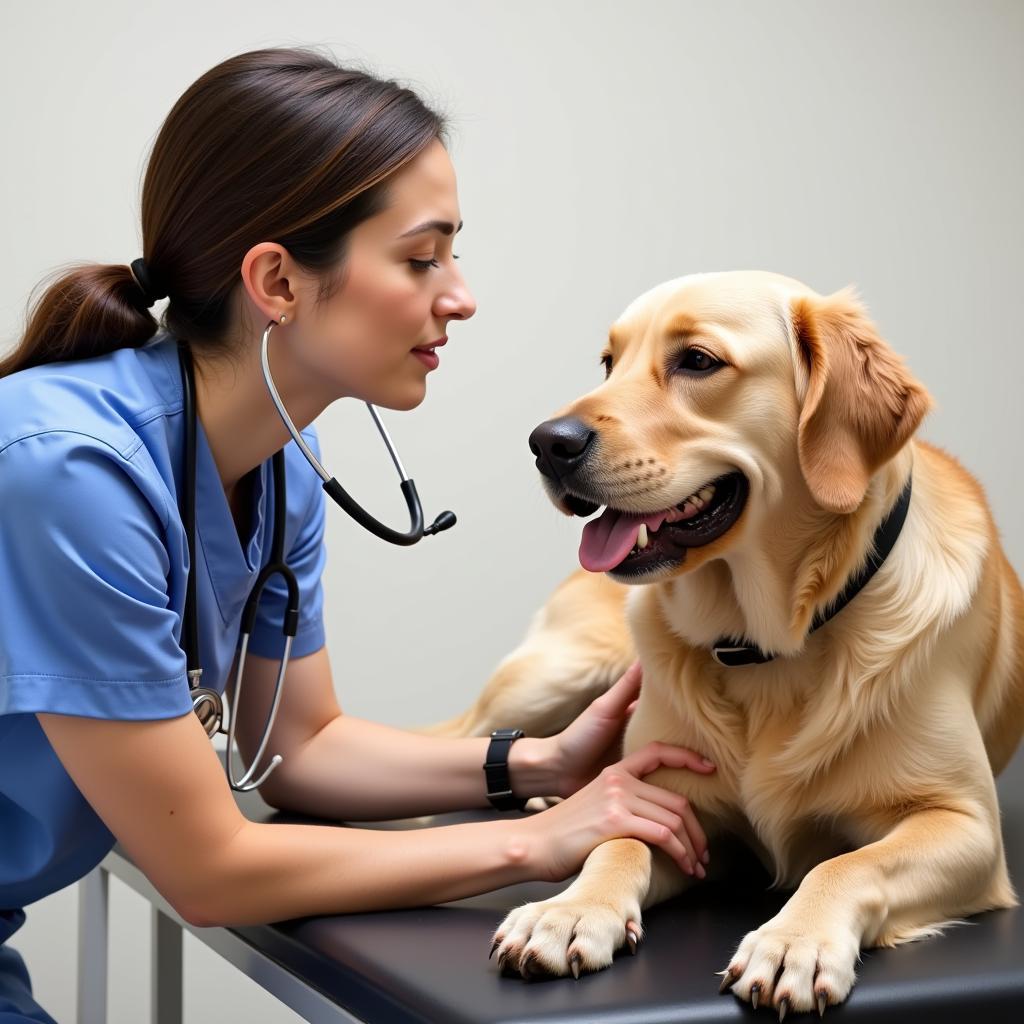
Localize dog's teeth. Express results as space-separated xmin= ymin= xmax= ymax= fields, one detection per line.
xmin=699 ymin=486 xmax=714 ymax=501
xmin=637 ymin=524 xmax=649 ymax=549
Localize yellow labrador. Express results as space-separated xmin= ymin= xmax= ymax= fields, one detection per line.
xmin=429 ymin=271 xmax=1024 ymax=1015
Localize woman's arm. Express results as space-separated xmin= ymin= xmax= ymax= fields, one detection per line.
xmin=231 ymin=647 xmax=558 ymax=819
xmin=36 ymin=707 xmax=537 ymax=928
xmin=37 ymin=700 xmax=713 ymax=929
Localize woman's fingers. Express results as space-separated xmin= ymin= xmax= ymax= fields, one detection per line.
xmin=624 ymin=812 xmax=698 ymax=876
xmin=619 ymin=740 xmax=715 ymax=777
xmin=633 ymin=783 xmax=708 ymax=864
xmin=628 ymin=795 xmax=703 ymax=876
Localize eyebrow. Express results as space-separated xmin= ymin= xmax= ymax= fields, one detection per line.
xmin=398 ymin=218 xmax=464 ymax=238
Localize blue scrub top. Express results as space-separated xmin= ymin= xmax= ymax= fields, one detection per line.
xmin=0 ymin=332 xmax=327 ymax=924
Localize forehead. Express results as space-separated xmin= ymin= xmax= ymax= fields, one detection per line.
xmin=387 ymin=140 xmax=458 ymax=208
xmin=610 ymin=271 xmax=797 ymax=344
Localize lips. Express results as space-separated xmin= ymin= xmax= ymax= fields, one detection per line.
xmin=413 ymin=337 xmax=447 ymax=353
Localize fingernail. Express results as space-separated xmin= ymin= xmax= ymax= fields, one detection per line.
xmin=696 ymin=862 xmax=706 ymax=879
xmin=684 ymin=861 xmax=694 ymax=875
xmin=701 ymin=756 xmax=715 ymax=767
xmin=702 ymin=849 xmax=710 ymax=865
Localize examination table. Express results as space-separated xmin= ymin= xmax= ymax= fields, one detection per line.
xmin=163 ymin=743 xmax=1024 ymax=1023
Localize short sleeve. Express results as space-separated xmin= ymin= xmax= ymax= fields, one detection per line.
xmin=0 ymin=431 xmax=192 ymax=720
xmin=244 ymin=429 xmax=327 ymax=661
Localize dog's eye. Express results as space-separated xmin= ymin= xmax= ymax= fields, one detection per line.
xmin=678 ymin=348 xmax=721 ymax=373
xmin=600 ymin=354 xmax=613 ymax=378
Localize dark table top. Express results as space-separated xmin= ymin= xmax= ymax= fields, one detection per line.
xmin=202 ymin=745 xmax=1024 ymax=1023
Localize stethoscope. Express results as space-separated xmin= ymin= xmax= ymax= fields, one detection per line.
xmin=177 ymin=319 xmax=456 ymax=791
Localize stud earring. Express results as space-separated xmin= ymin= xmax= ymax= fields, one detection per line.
xmin=279 ymin=313 xmax=288 ymax=323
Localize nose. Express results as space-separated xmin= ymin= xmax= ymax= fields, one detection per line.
xmin=528 ymin=416 xmax=596 ymax=480
xmin=434 ymin=267 xmax=477 ymax=322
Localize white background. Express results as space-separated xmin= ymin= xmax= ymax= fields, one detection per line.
xmin=2 ymin=1 xmax=1022 ymax=1020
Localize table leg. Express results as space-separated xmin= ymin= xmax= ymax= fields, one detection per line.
xmin=151 ymin=906 xmax=183 ymax=1024
xmin=77 ymin=866 xmax=108 ymax=1024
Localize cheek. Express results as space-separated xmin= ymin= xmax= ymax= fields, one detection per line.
xmin=342 ymin=265 xmax=426 ymax=336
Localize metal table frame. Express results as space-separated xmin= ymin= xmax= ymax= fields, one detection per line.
xmin=76 ymin=851 xmax=364 ymax=1024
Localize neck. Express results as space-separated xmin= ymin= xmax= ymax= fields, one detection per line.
xmin=658 ymin=446 xmax=916 ymax=658
xmin=192 ymin=329 xmax=331 ymax=492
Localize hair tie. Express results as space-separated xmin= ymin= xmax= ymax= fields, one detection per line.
xmin=129 ymin=258 xmax=168 ymax=308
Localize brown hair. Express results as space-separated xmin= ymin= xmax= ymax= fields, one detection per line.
xmin=0 ymin=45 xmax=449 ymax=378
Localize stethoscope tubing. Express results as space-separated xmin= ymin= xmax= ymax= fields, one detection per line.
xmin=177 ymin=320 xmax=456 ymax=791
xmin=260 ymin=319 xmax=455 ymax=546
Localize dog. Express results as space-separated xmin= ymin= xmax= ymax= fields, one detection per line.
xmin=427 ymin=271 xmax=1024 ymax=1015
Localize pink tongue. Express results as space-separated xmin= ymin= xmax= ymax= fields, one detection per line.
xmin=579 ymin=508 xmax=668 ymax=573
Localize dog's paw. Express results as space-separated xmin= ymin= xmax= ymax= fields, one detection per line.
xmin=718 ymin=917 xmax=860 ymax=1017
xmin=490 ymin=896 xmax=642 ymax=979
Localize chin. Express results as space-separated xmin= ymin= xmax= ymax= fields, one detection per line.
xmin=369 ymin=381 xmax=427 ymax=412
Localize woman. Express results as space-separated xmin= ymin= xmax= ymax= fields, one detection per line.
xmin=0 ymin=46 xmax=713 ymax=1021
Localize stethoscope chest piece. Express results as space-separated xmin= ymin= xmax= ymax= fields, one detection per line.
xmin=191 ymin=685 xmax=224 ymax=738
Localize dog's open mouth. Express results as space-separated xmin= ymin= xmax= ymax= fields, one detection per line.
xmin=568 ymin=471 xmax=749 ymax=578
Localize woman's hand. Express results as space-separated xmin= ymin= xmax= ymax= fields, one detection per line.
xmin=548 ymin=659 xmax=713 ymax=798
xmin=522 ymin=740 xmax=716 ymax=883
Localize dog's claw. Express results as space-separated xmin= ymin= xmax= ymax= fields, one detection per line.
xmin=778 ymin=996 xmax=789 ymax=1021
xmin=626 ymin=929 xmax=638 ymax=955
xmin=489 ymin=938 xmax=500 ymax=960
xmin=817 ymin=992 xmax=827 ymax=1017
xmin=570 ymin=952 xmax=582 ymax=980
xmin=751 ymin=983 xmax=761 ymax=1009
xmin=718 ymin=968 xmax=737 ymax=994
xmin=520 ymin=952 xmax=539 ymax=980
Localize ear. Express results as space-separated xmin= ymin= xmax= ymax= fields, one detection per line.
xmin=791 ymin=286 xmax=933 ymax=514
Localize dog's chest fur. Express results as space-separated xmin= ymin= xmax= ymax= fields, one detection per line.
xmin=631 ymin=657 xmax=893 ymax=887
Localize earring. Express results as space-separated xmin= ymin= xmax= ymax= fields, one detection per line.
xmin=279 ymin=313 xmax=288 ymax=323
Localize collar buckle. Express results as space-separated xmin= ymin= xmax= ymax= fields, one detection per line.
xmin=711 ymin=644 xmax=756 ymax=666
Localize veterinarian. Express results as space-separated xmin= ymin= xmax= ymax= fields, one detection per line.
xmin=0 ymin=47 xmax=715 ymax=1022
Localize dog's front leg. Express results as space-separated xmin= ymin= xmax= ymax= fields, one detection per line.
xmin=721 ymin=800 xmax=1016 ymax=1017
xmin=490 ymin=837 xmax=693 ymax=979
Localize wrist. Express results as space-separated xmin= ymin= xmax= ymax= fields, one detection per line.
xmin=494 ymin=814 xmax=543 ymax=883
xmin=506 ymin=735 xmax=558 ymax=800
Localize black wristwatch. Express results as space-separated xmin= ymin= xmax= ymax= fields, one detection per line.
xmin=484 ymin=728 xmax=528 ymax=811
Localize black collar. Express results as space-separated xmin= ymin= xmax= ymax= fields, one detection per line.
xmin=710 ymin=474 xmax=913 ymax=667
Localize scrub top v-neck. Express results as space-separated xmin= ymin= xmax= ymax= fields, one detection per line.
xmin=0 ymin=332 xmax=327 ymax=920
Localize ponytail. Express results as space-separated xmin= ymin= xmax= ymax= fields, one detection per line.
xmin=0 ymin=262 xmax=160 ymax=378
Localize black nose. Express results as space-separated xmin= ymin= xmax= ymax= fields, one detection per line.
xmin=528 ymin=416 xmax=596 ymax=480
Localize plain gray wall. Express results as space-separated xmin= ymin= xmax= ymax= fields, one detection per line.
xmin=3 ymin=1 xmax=1022 ymax=1020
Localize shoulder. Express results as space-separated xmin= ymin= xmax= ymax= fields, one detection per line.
xmin=0 ymin=337 xmax=181 ymax=461
xmin=0 ymin=427 xmax=172 ymax=536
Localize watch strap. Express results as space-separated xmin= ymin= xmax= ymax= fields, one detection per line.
xmin=484 ymin=728 xmax=527 ymax=811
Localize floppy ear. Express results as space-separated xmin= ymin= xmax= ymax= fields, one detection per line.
xmin=791 ymin=286 xmax=933 ymax=514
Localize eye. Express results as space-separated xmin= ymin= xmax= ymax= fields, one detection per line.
xmin=599 ymin=353 xmax=613 ymax=378
xmin=409 ymin=254 xmax=461 ymax=272
xmin=677 ymin=347 xmax=723 ymax=373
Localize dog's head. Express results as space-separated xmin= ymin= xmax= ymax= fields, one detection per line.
xmin=528 ymin=271 xmax=933 ymax=584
